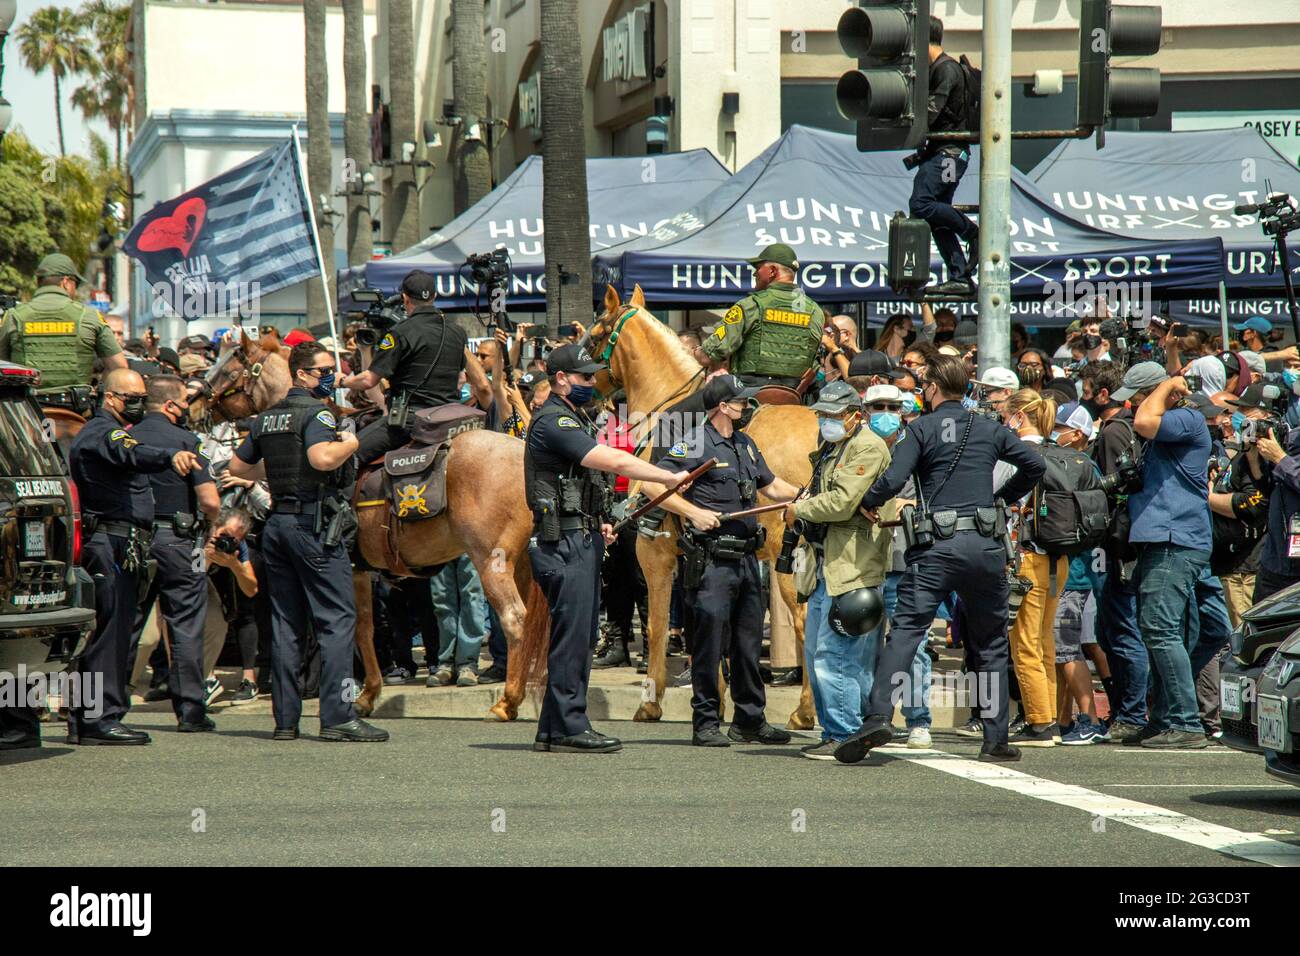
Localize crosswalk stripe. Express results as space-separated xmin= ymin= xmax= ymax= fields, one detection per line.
xmin=881 ymin=749 xmax=1300 ymax=867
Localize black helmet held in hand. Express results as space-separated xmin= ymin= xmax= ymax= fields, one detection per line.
xmin=829 ymin=587 xmax=885 ymax=637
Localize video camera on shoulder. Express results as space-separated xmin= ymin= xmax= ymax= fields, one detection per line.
xmin=350 ymin=287 xmax=406 ymax=349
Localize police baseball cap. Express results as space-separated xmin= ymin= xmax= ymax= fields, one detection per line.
xmin=547 ymin=343 xmax=604 ymax=376
xmin=400 ymin=270 xmax=437 ymax=302
xmin=35 ymin=253 xmax=86 ymax=284
xmin=810 ymin=380 xmax=864 ymax=414
xmin=701 ymin=374 xmax=761 ymax=410
xmin=1234 ymin=316 xmax=1273 ymax=334
xmin=847 ymin=349 xmax=892 ymax=378
xmin=1112 ymin=361 xmax=1169 ymax=402
xmin=1226 ymin=381 xmax=1286 ymax=411
xmin=747 ymin=243 xmax=799 ymax=270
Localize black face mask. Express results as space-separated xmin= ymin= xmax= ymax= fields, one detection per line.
xmin=934 ymin=329 xmax=955 ymax=344
xmin=119 ymin=397 xmax=146 ymax=425
xmin=1082 ymin=333 xmax=1103 ymax=351
xmin=1079 ymin=396 xmax=1108 ymax=419
xmin=737 ymin=402 xmax=756 ymax=430
xmin=902 ymin=330 xmax=917 ymax=348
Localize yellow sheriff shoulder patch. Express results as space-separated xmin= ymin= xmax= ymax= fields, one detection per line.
xmin=723 ymin=305 xmax=743 ymax=326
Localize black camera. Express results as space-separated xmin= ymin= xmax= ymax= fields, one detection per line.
xmin=1239 ymin=416 xmax=1290 ymax=449
xmin=1236 ymin=193 xmax=1300 ymax=238
xmin=466 ymin=249 xmax=511 ymax=287
xmin=1099 ymin=450 xmax=1143 ymax=496
xmin=774 ymin=520 xmax=805 ymax=574
xmin=1183 ymin=370 xmax=1202 ymax=395
xmin=0 ymin=293 xmax=18 ymax=313
xmin=213 ymin=534 xmax=240 ymax=555
xmin=350 ymin=287 xmax=405 ymax=349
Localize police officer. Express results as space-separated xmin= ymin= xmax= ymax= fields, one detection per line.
xmin=693 ymin=243 xmax=826 ymax=390
xmin=68 ymin=368 xmax=202 ymax=745
xmin=128 ymin=375 xmax=221 ymax=732
xmin=341 ymin=270 xmax=492 ymax=462
xmin=525 ymin=344 xmax=691 ymax=753
xmin=0 ymin=253 xmax=127 ymax=388
xmin=834 ymin=354 xmax=1046 ymax=764
xmin=230 ymin=341 xmax=387 ymax=743
xmin=652 ymin=374 xmax=802 ymax=746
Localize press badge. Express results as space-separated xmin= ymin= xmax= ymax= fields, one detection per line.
xmin=1289 ymin=515 xmax=1300 ymax=559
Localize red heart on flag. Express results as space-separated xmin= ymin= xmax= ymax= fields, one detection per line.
xmin=136 ymin=196 xmax=207 ymax=258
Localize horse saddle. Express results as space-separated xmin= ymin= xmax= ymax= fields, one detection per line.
xmin=358 ymin=405 xmax=487 ymax=523
xmin=754 ymin=385 xmax=802 ymax=406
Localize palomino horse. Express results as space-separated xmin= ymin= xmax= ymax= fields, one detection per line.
xmin=587 ymin=285 xmax=819 ymax=729
xmin=204 ymin=333 xmax=547 ymax=720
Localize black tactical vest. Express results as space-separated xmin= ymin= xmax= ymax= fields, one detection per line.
xmin=524 ymin=404 xmax=612 ymax=527
xmin=255 ymin=393 xmax=343 ymax=502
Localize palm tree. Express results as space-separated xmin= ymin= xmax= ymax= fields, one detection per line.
xmin=539 ymin=0 xmax=591 ymax=329
xmin=72 ymin=1 xmax=131 ymax=168
xmin=304 ymin=0 xmax=336 ymax=325
xmin=387 ymin=0 xmax=419 ymax=253
xmin=342 ymin=0 xmax=370 ymax=266
xmin=16 ymin=6 xmax=92 ymax=156
xmin=451 ymin=0 xmax=491 ymax=215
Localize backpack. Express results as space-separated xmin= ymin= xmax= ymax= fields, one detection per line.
xmin=957 ymin=55 xmax=981 ymax=133
xmin=1025 ymin=445 xmax=1110 ymax=557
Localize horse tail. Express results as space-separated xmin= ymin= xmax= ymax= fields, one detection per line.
xmin=519 ymin=579 xmax=552 ymax=689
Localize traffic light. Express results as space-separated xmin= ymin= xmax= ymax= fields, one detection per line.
xmin=835 ymin=0 xmax=930 ymax=151
xmin=1077 ymin=0 xmax=1162 ymax=145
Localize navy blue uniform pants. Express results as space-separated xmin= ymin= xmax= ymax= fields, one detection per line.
xmin=263 ymin=513 xmax=357 ymax=728
xmin=130 ymin=528 xmax=209 ymax=724
xmin=685 ymin=553 xmax=767 ymax=733
xmin=531 ymin=529 xmax=603 ymax=740
xmin=909 ymin=150 xmax=975 ymax=280
xmin=73 ymin=532 xmax=140 ymax=732
xmin=867 ymin=532 xmax=1010 ymax=745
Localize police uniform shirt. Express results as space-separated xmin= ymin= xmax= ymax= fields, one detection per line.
xmin=657 ymin=421 xmax=774 ymax=538
xmin=69 ymin=408 xmax=176 ymax=527
xmin=129 ymin=411 xmax=213 ymax=518
xmin=526 ymin=394 xmax=600 ymax=474
xmin=234 ymin=387 xmax=339 ymax=503
xmin=367 ymin=307 xmax=468 ymax=408
xmin=0 ymin=287 xmax=123 ymax=386
xmin=861 ymin=399 xmax=1045 ymax=512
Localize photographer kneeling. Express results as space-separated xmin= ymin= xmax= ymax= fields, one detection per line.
xmin=1248 ymin=409 xmax=1300 ymax=603
xmin=205 ymin=507 xmax=260 ymax=703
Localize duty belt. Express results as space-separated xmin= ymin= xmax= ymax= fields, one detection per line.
xmin=93 ymin=518 xmax=152 ymax=540
xmin=701 ymin=529 xmax=766 ymax=560
xmin=534 ymin=512 xmax=596 ymax=532
xmin=272 ymin=499 xmax=321 ymax=515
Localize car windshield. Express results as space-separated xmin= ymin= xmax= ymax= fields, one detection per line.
xmin=0 ymin=391 xmax=64 ymax=478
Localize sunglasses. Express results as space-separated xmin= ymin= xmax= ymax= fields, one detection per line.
xmin=869 ymin=402 xmax=903 ymax=412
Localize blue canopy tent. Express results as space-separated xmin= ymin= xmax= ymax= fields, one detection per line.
xmin=593 ymin=126 xmax=1226 ymax=326
xmin=1027 ymin=127 xmax=1300 ymax=326
xmin=349 ymin=149 xmax=730 ymax=310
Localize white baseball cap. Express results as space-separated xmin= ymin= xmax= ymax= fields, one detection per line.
xmin=973 ymin=366 xmax=1019 ymax=390
xmin=863 ymin=383 xmax=904 ymax=405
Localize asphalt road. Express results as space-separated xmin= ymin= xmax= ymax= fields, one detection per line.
xmin=3 ymin=714 xmax=1299 ymax=867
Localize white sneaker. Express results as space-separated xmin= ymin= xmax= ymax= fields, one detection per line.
xmin=906 ymin=727 xmax=932 ymax=749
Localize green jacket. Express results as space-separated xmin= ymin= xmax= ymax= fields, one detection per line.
xmin=0 ymin=286 xmax=122 ymax=389
xmin=793 ymin=423 xmax=894 ymax=596
xmin=701 ymin=282 xmax=825 ymax=379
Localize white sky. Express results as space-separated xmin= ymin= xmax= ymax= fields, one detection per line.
xmin=6 ymin=0 xmax=113 ymax=158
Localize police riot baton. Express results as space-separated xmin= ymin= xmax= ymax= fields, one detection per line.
xmin=611 ymin=457 xmax=718 ymax=535
xmin=718 ymin=500 xmax=798 ymax=521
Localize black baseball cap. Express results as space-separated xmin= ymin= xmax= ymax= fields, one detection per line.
xmin=1185 ymin=391 xmax=1228 ymax=420
xmin=847 ymin=349 xmax=892 ymax=377
xmin=701 ymin=374 xmax=761 ymax=409
xmin=400 ymin=270 xmax=437 ymax=302
xmin=1226 ymin=381 xmax=1286 ymax=411
xmin=547 ymin=343 xmax=604 ymax=376
xmin=156 ymin=347 xmax=181 ymax=370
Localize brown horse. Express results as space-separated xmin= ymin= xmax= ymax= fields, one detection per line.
xmin=587 ymin=285 xmax=818 ymax=729
xmin=205 ymin=333 xmax=546 ymax=720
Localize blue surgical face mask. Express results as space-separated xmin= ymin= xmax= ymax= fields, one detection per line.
xmin=568 ymin=384 xmax=595 ymax=406
xmin=1049 ymin=430 xmax=1062 ymax=444
xmin=1284 ymin=369 xmax=1299 ymax=394
xmin=900 ymin=394 xmax=919 ymax=417
xmin=869 ymin=412 xmax=902 ymax=439
xmin=819 ymin=416 xmax=847 ymax=443
xmin=459 ymin=382 xmax=471 ymax=402
xmin=310 ymin=370 xmax=335 ymax=399
xmin=1231 ymin=411 xmax=1246 ymax=433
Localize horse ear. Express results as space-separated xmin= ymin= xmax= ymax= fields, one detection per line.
xmin=603 ymin=284 xmax=621 ymax=316
xmin=630 ymin=284 xmax=646 ymax=309
xmin=239 ymin=327 xmax=253 ymax=352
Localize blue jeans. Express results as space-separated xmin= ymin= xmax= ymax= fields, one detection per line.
xmin=804 ymin=577 xmax=881 ymax=741
xmin=429 ymin=555 xmax=488 ymax=668
xmin=1096 ymin=564 xmax=1149 ymax=727
xmin=885 ymin=571 xmax=932 ymax=728
xmin=909 ymin=149 xmax=975 ymax=279
xmin=1186 ymin=564 xmax=1232 ymax=678
xmin=1134 ymin=544 xmax=1210 ymax=734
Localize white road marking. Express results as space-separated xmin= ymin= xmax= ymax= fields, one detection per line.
xmin=880 ymin=749 xmax=1300 ymax=867
xmin=1100 ymin=784 xmax=1292 ymax=789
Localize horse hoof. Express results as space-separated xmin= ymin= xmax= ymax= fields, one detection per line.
xmin=786 ymin=710 xmax=814 ymax=731
xmin=489 ymin=698 xmax=517 ymax=722
xmin=633 ymin=702 xmax=662 ymax=722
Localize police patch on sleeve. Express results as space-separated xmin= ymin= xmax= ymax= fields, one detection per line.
xmin=316 ymin=409 xmax=337 ymax=428
xmin=109 ymin=428 xmax=139 ymax=449
xmin=723 ymin=305 xmax=743 ymax=326
xmin=668 ymin=441 xmax=689 ymax=458
xmin=377 ymin=333 xmax=396 ymax=351
xmin=557 ymin=416 xmax=581 ymax=429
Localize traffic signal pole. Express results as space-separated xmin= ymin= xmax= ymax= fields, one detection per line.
xmin=977 ymin=0 xmax=1013 ymax=374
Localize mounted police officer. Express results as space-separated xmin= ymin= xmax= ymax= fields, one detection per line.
xmin=230 ymin=341 xmax=387 ymax=743
xmin=128 ymin=375 xmax=221 ymax=733
xmin=650 ymin=374 xmax=800 ymax=746
xmin=525 ymin=344 xmax=692 ymax=753
xmin=0 ymin=253 xmax=127 ymax=390
xmin=342 ymin=270 xmax=492 ymax=463
xmin=694 ymin=243 xmax=826 ymax=390
xmin=68 ymin=368 xmax=201 ymax=745
xmin=834 ymin=354 xmax=1046 ymax=764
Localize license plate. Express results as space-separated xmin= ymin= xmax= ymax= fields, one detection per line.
xmin=22 ymin=521 xmax=45 ymax=558
xmin=1257 ymin=695 xmax=1291 ymax=753
xmin=1221 ymin=678 xmax=1243 ymax=719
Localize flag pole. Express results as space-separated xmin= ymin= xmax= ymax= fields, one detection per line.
xmin=291 ymin=124 xmax=345 ymax=400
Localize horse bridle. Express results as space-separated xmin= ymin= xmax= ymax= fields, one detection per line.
xmin=206 ymin=342 xmax=271 ymax=418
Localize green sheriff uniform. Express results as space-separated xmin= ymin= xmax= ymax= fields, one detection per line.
xmin=700 ymin=243 xmax=826 ymax=389
xmin=0 ymin=254 xmax=122 ymax=390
